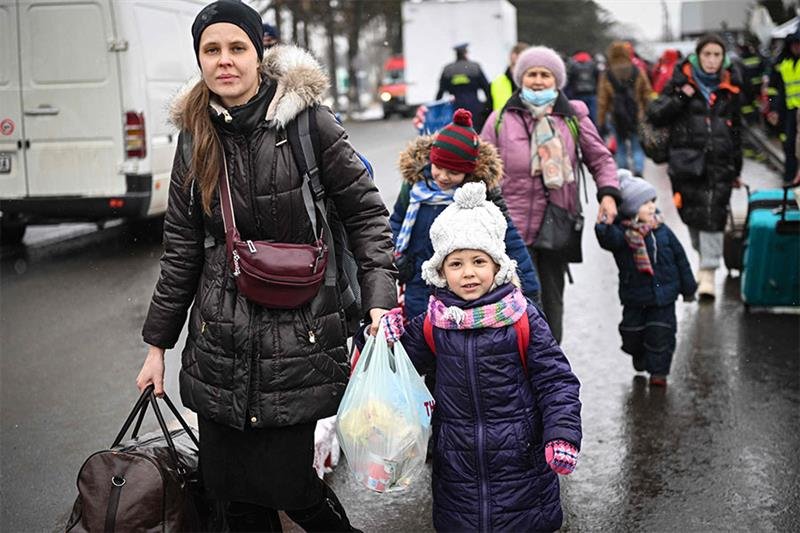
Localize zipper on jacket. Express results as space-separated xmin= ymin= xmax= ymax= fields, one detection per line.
xmin=300 ymin=307 xmax=317 ymax=344
xmin=188 ymin=179 xmax=195 ymax=217
xmin=245 ymin=305 xmax=260 ymax=424
xmin=465 ymin=331 xmax=490 ymax=531
xmin=241 ymin=137 xmax=264 ymax=235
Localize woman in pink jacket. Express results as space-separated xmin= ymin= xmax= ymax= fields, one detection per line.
xmin=481 ymin=46 xmax=620 ymax=342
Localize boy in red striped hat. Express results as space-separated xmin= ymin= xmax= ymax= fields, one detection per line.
xmin=389 ymin=108 xmax=541 ymax=320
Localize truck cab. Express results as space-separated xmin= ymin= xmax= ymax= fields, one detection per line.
xmin=378 ymin=55 xmax=412 ymax=119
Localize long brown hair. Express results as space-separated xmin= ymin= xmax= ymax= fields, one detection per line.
xmin=182 ymin=81 xmax=221 ymax=215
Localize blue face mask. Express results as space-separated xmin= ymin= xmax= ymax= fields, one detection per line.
xmin=521 ymin=87 xmax=558 ymax=106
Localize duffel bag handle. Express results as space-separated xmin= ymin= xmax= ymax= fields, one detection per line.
xmin=111 ymin=385 xmax=200 ymax=476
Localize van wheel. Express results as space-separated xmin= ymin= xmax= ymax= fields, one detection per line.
xmin=1 ymin=215 xmax=27 ymax=245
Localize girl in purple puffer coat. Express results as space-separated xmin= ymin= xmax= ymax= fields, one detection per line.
xmin=379 ymin=182 xmax=582 ymax=532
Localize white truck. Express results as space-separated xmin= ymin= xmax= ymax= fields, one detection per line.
xmin=0 ymin=0 xmax=205 ymax=244
xmin=401 ymin=0 xmax=517 ymax=109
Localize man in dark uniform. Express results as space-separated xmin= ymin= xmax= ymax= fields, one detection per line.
xmin=436 ymin=43 xmax=492 ymax=131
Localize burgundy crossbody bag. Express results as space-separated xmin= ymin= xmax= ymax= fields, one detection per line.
xmin=218 ymin=131 xmax=334 ymax=309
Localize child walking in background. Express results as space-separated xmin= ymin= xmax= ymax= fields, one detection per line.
xmin=379 ymin=182 xmax=581 ymax=532
xmin=595 ymin=170 xmax=697 ymax=387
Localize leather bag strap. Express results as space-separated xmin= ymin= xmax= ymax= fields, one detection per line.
xmin=218 ymin=150 xmax=237 ymax=236
xmin=111 ymin=385 xmax=199 ymax=478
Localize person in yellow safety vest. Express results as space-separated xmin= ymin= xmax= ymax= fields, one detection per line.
xmin=490 ymin=42 xmax=529 ymax=112
xmin=767 ymin=28 xmax=800 ymax=183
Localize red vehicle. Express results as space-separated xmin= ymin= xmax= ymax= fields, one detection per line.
xmin=378 ymin=55 xmax=413 ymax=118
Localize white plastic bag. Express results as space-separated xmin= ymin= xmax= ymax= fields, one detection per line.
xmin=336 ymin=327 xmax=434 ymax=493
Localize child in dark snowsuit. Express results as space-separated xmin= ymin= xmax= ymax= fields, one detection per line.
xmin=595 ymin=170 xmax=697 ymax=386
xmin=379 ymin=182 xmax=581 ymax=532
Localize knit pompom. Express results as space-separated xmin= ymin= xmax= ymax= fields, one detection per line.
xmin=454 ymin=182 xmax=487 ymax=209
xmin=452 ymin=108 xmax=473 ymax=127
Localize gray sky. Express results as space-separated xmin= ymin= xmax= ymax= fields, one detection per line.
xmin=596 ymin=0 xmax=684 ymax=40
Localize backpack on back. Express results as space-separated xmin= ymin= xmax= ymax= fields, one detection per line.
xmin=570 ymin=61 xmax=597 ymax=95
xmin=606 ymin=68 xmax=640 ymax=139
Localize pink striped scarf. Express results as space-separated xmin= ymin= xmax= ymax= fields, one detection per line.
xmin=427 ymin=287 xmax=528 ymax=330
xmin=621 ymin=217 xmax=661 ymax=276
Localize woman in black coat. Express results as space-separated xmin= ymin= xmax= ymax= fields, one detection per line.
xmin=136 ymin=2 xmax=396 ymax=530
xmin=647 ymin=34 xmax=742 ymax=299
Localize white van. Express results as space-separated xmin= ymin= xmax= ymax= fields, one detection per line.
xmin=0 ymin=0 xmax=205 ymax=244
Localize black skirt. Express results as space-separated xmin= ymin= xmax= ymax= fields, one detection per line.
xmin=198 ymin=416 xmax=324 ymax=510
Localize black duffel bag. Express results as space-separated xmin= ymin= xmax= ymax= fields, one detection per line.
xmin=66 ymin=386 xmax=215 ymax=532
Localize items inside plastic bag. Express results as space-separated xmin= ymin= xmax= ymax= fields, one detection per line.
xmin=336 ymin=329 xmax=434 ymax=493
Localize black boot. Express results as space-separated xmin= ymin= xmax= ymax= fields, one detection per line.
xmin=285 ymin=484 xmax=362 ymax=533
xmin=225 ymin=501 xmax=283 ymax=533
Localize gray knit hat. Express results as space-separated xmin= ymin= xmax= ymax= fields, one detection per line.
xmin=618 ymin=169 xmax=657 ymax=218
xmin=421 ymin=182 xmax=516 ymax=289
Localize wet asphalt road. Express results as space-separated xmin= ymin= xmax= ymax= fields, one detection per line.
xmin=1 ymin=116 xmax=798 ymax=532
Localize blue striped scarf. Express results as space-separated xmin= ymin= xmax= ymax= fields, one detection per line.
xmin=394 ymin=180 xmax=455 ymax=254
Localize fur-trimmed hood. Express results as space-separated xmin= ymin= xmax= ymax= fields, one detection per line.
xmin=397 ymin=135 xmax=502 ymax=188
xmin=170 ymin=44 xmax=329 ymax=130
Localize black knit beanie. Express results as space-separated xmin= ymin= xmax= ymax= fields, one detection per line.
xmin=695 ymin=33 xmax=726 ymax=57
xmin=192 ymin=0 xmax=264 ymax=65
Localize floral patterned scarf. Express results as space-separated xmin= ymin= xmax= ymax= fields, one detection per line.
xmin=523 ymin=101 xmax=575 ymax=189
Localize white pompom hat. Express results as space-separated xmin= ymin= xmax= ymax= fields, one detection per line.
xmin=421 ymin=182 xmax=517 ymax=289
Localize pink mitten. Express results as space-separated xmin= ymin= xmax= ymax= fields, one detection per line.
xmin=544 ymin=440 xmax=578 ymax=475
xmin=380 ymin=307 xmax=405 ymax=342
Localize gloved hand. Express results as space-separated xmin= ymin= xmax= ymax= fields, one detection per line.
xmin=379 ymin=307 xmax=405 ymax=343
xmin=683 ymin=293 xmax=696 ymax=303
xmin=544 ymin=440 xmax=578 ymax=475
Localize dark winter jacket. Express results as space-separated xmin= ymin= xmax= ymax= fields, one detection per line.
xmin=595 ymin=220 xmax=697 ymax=307
xmin=647 ymin=58 xmax=742 ymax=232
xmin=390 ymin=136 xmax=540 ymax=317
xmin=399 ymin=284 xmax=582 ymax=532
xmin=141 ymin=45 xmax=397 ymax=430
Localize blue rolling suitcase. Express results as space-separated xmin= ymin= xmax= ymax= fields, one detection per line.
xmin=740 ymin=187 xmax=800 ymax=308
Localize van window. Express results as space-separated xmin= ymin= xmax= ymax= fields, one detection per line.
xmin=0 ymin=6 xmax=12 ymax=85
xmin=27 ymin=3 xmax=109 ymax=84
xmin=134 ymin=5 xmax=196 ymax=82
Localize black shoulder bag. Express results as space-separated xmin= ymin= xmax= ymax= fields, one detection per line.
xmin=532 ymin=114 xmax=586 ymax=264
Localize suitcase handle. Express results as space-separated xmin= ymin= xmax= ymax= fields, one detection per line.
xmin=111 ymin=385 xmax=200 ymax=478
xmin=777 ymin=185 xmax=800 ymax=234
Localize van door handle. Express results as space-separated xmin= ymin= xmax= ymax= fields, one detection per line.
xmin=24 ymin=105 xmax=60 ymax=116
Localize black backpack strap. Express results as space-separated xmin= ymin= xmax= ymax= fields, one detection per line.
xmin=286 ymin=107 xmax=337 ymax=288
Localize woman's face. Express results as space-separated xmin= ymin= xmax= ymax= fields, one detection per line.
xmin=522 ymin=67 xmax=557 ymax=90
xmin=442 ymin=249 xmax=499 ymax=301
xmin=431 ymin=163 xmax=466 ymax=191
xmin=199 ymin=23 xmax=260 ymax=108
xmin=698 ymin=43 xmax=724 ymax=74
